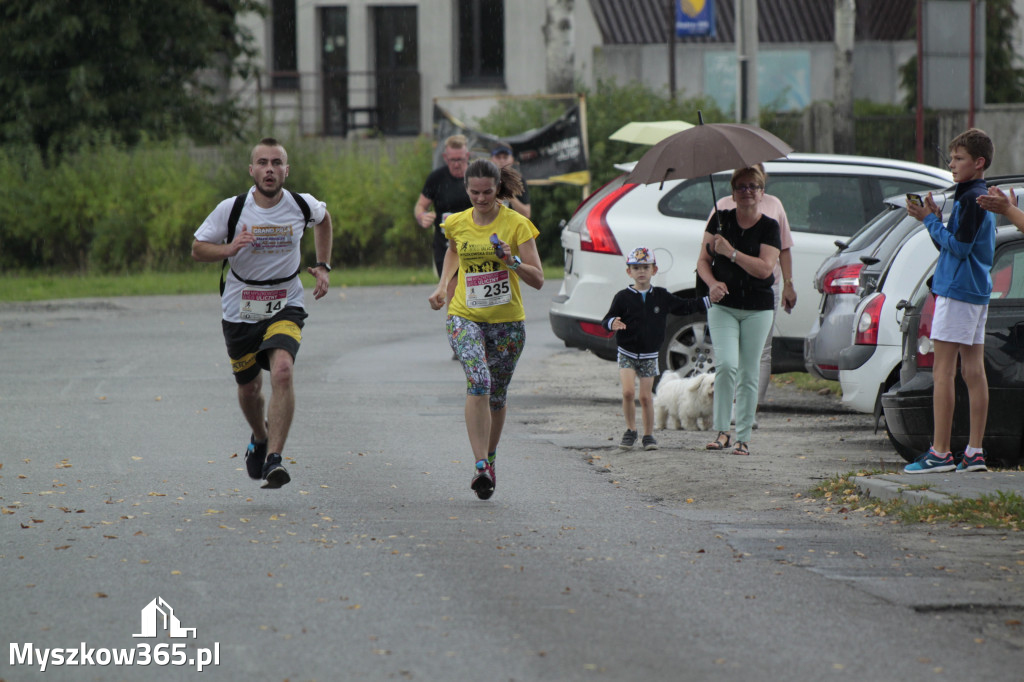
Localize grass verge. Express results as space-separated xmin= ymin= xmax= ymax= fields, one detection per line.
xmin=809 ymin=471 xmax=1023 ymax=530
xmin=773 ymin=372 xmax=842 ymax=396
xmin=1 ymin=265 xmax=567 ymax=302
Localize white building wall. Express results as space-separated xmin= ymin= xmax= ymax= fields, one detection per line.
xmin=593 ymin=40 xmax=915 ymax=112
xmin=234 ymin=1 xmax=603 ymax=136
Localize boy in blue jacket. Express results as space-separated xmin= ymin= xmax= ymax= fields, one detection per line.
xmin=904 ymin=128 xmax=996 ymax=473
xmin=603 ymin=246 xmax=709 ymax=450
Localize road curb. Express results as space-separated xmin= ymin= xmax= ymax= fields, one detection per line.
xmin=851 ymin=475 xmax=953 ymax=506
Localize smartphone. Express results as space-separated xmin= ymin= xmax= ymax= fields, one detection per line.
xmin=906 ymin=193 xmax=924 ymax=207
xmin=489 ymin=233 xmax=504 ymax=257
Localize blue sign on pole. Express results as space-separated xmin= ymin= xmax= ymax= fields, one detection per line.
xmin=676 ymin=0 xmax=716 ymax=38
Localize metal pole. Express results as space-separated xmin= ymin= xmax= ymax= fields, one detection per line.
xmin=668 ymin=0 xmax=677 ymax=100
xmin=915 ymin=0 xmax=924 ymax=164
xmin=969 ymin=0 xmax=976 ymax=128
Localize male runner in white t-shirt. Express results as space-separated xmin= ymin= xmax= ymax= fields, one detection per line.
xmin=192 ymin=138 xmax=333 ymax=488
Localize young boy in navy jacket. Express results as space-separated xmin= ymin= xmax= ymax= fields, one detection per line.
xmin=904 ymin=128 xmax=996 ymax=473
xmin=603 ymin=246 xmax=710 ymax=450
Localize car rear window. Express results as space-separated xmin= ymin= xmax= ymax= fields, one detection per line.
xmin=990 ymin=241 xmax=1024 ymax=301
xmin=658 ymin=171 xmax=949 ymax=239
xmin=843 ymin=205 xmax=905 ymax=251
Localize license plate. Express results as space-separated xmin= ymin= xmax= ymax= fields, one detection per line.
xmin=564 ymin=248 xmax=574 ymax=274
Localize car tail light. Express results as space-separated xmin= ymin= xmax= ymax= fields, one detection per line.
xmin=579 ymin=184 xmax=634 ymax=256
xmin=854 ymin=293 xmax=885 ymax=345
xmin=578 ymin=320 xmax=615 ymax=339
xmin=916 ymin=293 xmax=936 ymax=368
xmin=822 ymin=264 xmax=863 ymax=295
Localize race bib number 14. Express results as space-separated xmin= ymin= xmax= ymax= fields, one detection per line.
xmin=465 ymin=270 xmax=511 ymax=308
xmin=240 ymin=287 xmax=287 ymax=321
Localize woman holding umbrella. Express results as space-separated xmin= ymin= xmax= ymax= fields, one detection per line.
xmin=697 ymin=166 xmax=781 ymax=455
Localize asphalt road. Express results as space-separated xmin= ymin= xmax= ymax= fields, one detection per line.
xmin=1 ymin=283 xmax=1021 ymax=681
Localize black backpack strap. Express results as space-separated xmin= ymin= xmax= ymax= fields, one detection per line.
xmin=220 ymin=193 xmax=248 ymax=296
xmin=219 ymin=191 xmax=314 ymax=296
xmin=288 ymin=190 xmax=313 ymax=228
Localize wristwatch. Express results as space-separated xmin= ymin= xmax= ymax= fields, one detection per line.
xmin=509 ymin=255 xmax=522 ymax=271
xmin=730 ymin=250 xmax=738 ymax=263
xmin=312 ymin=261 xmax=331 ymax=272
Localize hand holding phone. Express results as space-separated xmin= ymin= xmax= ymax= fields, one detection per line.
xmin=906 ymin=193 xmax=924 ymax=207
xmin=490 ymin=233 xmax=504 ymax=258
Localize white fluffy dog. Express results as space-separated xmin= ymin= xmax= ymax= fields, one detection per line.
xmin=654 ymin=371 xmax=715 ymax=431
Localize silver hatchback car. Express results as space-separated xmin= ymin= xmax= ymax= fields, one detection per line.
xmin=550 ymin=153 xmax=953 ymax=375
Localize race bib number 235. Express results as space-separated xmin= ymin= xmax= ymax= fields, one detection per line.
xmin=465 ymin=270 xmax=511 ymax=309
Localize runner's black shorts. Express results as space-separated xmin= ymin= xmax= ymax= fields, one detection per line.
xmin=221 ymin=306 xmax=308 ymax=385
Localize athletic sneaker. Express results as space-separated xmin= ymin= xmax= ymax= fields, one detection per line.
xmin=471 ymin=460 xmax=495 ymax=500
xmin=904 ymin=448 xmax=956 ymax=474
xmin=245 ymin=434 xmax=268 ymax=480
xmin=487 ymin=453 xmax=497 ymax=483
xmin=261 ymin=453 xmax=291 ymax=489
xmin=957 ymin=449 xmax=988 ymax=473
xmin=619 ymin=429 xmax=638 ymax=449
xmin=642 ymin=435 xmax=658 ymax=451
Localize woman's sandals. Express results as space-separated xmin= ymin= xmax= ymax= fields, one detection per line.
xmin=732 ymin=441 xmax=749 ymax=456
xmin=706 ymin=432 xmax=731 ymax=450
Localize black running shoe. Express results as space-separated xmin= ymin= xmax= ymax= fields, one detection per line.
xmin=261 ymin=453 xmax=291 ymax=489
xmin=471 ymin=461 xmax=495 ymax=500
xmin=245 ymin=434 xmax=268 ymax=480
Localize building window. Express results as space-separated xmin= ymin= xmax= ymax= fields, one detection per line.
xmin=457 ymin=0 xmax=504 ymax=85
xmin=272 ymin=0 xmax=298 ymax=90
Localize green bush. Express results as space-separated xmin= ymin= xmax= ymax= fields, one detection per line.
xmin=0 ymin=137 xmax=434 ymax=274
xmin=296 ymin=137 xmax=433 ymax=267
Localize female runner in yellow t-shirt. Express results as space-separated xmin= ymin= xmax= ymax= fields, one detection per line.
xmin=428 ymin=159 xmax=544 ymax=499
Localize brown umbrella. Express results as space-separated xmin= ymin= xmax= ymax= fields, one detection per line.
xmin=624 ymin=121 xmax=793 ymax=187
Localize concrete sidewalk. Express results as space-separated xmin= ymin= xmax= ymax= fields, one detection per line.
xmin=853 ymin=469 xmax=1024 ymax=505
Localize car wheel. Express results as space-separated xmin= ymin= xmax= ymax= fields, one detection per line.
xmin=660 ymin=313 xmax=715 ymax=378
xmin=885 ymin=422 xmax=919 ymax=463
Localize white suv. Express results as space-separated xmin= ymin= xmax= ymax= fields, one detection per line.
xmin=549 ymin=153 xmax=953 ymax=375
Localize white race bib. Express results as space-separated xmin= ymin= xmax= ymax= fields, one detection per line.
xmin=239 ymin=287 xmax=287 ymax=321
xmin=465 ymin=270 xmax=511 ymax=308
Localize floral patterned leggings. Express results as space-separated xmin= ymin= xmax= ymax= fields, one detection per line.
xmin=446 ymin=315 xmax=526 ymax=411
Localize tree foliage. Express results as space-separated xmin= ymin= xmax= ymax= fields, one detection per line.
xmin=899 ymin=0 xmax=1024 ymax=108
xmin=0 ymin=0 xmax=264 ymax=155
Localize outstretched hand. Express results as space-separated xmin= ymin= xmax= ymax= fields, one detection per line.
xmin=977 ymin=186 xmax=1017 ymax=215
xmin=306 ymin=265 xmax=330 ymax=300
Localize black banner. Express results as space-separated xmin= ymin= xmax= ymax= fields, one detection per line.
xmin=432 ymin=102 xmax=590 ymax=186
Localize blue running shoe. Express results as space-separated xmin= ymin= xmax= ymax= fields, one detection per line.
xmin=904 ymin=448 xmax=955 ymax=474
xmin=956 ymin=449 xmax=988 ymax=473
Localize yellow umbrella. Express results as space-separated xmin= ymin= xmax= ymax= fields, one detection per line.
xmin=609 ymin=120 xmax=695 ymax=145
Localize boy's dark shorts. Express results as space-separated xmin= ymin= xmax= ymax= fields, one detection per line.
xmin=617 ymin=352 xmax=660 ymax=378
xmin=222 ymin=306 xmax=307 ymax=385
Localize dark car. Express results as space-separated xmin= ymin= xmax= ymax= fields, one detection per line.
xmin=881 ymin=226 xmax=1024 ymax=467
